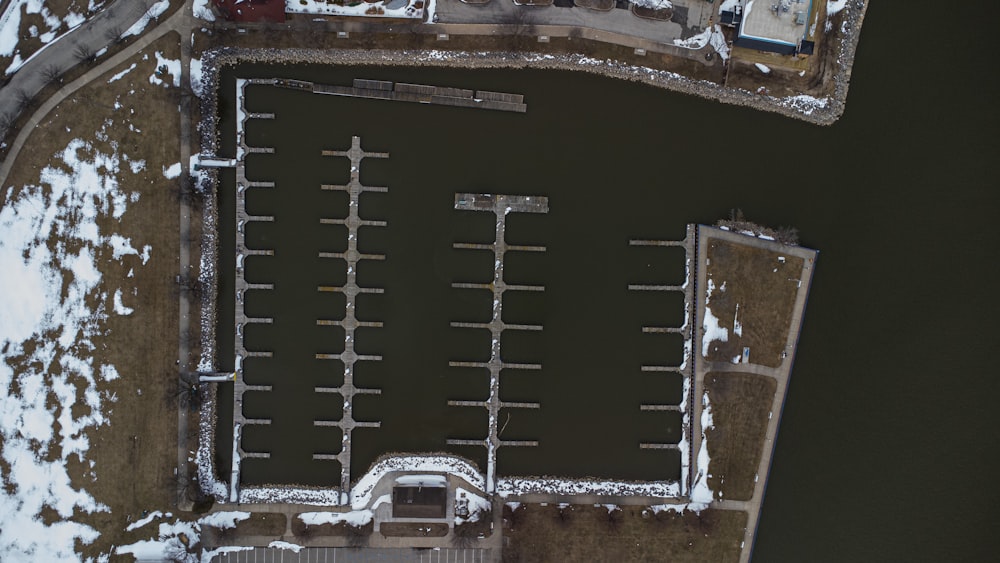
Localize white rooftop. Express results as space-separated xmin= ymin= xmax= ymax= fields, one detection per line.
xmin=739 ymin=0 xmax=813 ymax=46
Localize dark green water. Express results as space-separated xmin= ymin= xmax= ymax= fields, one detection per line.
xmin=212 ymin=1 xmax=999 ymax=559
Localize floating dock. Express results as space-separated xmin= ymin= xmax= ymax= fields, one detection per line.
xmin=446 ymin=193 xmax=549 ymax=494
xmin=626 ymin=224 xmax=697 ymax=495
xmin=313 ymin=135 xmax=387 ymax=505
xmin=231 ymin=78 xmax=279 ymax=503
xmin=272 ymin=77 xmax=527 ymax=113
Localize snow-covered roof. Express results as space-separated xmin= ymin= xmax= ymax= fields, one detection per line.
xmin=738 ymin=0 xmax=813 ymax=47
xmin=395 ymin=474 xmax=448 ymax=488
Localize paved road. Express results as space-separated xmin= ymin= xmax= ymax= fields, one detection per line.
xmin=432 ymin=0 xmax=713 ymax=42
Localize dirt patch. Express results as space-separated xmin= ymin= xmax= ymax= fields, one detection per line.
xmin=292 ymin=516 xmax=374 ymax=540
xmin=502 ymin=503 xmax=746 ymax=562
xmin=203 ymin=512 xmax=287 ymax=545
xmin=705 ymin=372 xmax=776 ymax=501
xmin=703 ymin=238 xmax=804 ymax=368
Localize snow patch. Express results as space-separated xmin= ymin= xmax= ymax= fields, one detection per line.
xmin=269 ymin=541 xmax=304 ymax=553
xmin=702 ymin=278 xmax=729 ymax=357
xmin=300 ymin=510 xmax=373 ymax=528
xmin=163 ymin=162 xmax=182 ymax=179
xmin=827 ymin=0 xmax=848 ymax=16
xmin=199 ymin=511 xmax=250 ymax=529
xmin=108 ymin=63 xmax=137 ymax=83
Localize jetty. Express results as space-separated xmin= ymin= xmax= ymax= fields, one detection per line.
xmin=230 ymin=78 xmax=279 ymax=503
xmin=272 ymin=77 xmax=527 ymax=113
xmin=446 ymin=193 xmax=549 ymax=494
xmin=627 ymin=224 xmax=697 ymax=494
xmin=312 ymin=135 xmax=387 ymax=505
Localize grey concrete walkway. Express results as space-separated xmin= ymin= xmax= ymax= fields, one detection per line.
xmin=691 ymin=225 xmax=818 ymax=563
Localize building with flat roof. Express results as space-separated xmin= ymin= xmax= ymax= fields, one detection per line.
xmin=721 ymin=0 xmax=814 ymax=55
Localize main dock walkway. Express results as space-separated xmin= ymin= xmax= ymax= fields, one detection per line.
xmin=274 ymin=77 xmax=527 ymax=113
xmin=446 ymin=193 xmax=549 ymax=493
xmin=231 ymin=77 xmax=279 ymax=502
xmin=626 ymin=224 xmax=697 ymax=494
xmin=312 ymin=136 xmax=388 ymax=505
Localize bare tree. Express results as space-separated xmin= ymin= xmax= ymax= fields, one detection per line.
xmin=104 ymin=25 xmax=124 ymax=43
xmin=345 ymin=524 xmax=369 ymax=548
xmin=12 ymin=88 xmax=31 ymax=110
xmin=73 ymin=42 xmax=95 ymax=63
xmin=554 ymin=504 xmax=572 ymax=527
xmin=451 ymin=522 xmax=477 ymax=548
xmin=40 ymin=64 xmax=62 ymax=83
xmin=605 ymin=507 xmax=623 ymax=533
xmin=504 ymin=503 xmax=526 ymax=531
xmin=507 ymin=7 xmax=538 ymax=50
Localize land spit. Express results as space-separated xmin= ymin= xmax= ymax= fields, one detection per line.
xmin=691 ymin=226 xmax=818 ymax=563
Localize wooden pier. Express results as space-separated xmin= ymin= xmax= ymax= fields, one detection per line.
xmin=627 ymin=224 xmax=697 ymax=495
xmin=446 ymin=193 xmax=549 ymax=494
xmin=230 ymin=78 xmax=279 ymax=503
xmin=271 ymin=77 xmax=527 ymax=113
xmin=312 ymin=135 xmax=386 ymax=505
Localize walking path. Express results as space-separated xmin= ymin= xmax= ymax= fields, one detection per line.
xmin=691 ymin=225 xmax=817 ymax=563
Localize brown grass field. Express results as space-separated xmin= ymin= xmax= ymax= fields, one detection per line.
xmin=502 ymin=504 xmax=746 ymax=562
xmin=704 ymin=239 xmax=804 ymax=368
xmin=705 ymin=371 xmax=777 ymax=501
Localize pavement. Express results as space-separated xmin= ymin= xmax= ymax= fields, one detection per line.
xmin=432 ymin=0 xmax=713 ymax=43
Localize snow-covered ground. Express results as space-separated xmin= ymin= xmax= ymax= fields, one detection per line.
xmin=827 ymin=0 xmax=848 ymax=15
xmin=0 ymin=131 xmax=148 ymax=559
xmin=672 ymin=25 xmax=730 ymax=61
xmin=194 ymin=0 xmax=216 ymax=22
xmin=702 ymin=279 xmax=729 ymax=356
xmin=122 ymin=0 xmax=169 ymax=39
